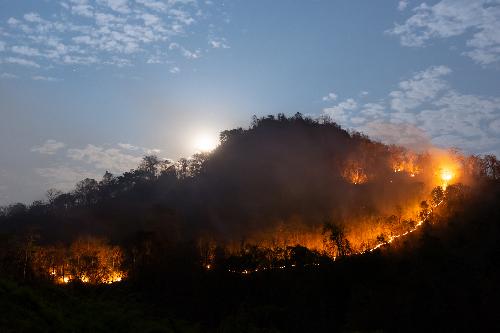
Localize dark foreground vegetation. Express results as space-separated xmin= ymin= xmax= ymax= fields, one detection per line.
xmin=1 ymin=114 xmax=500 ymax=332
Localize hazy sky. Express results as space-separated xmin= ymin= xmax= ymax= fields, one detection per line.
xmin=1 ymin=0 xmax=500 ymax=205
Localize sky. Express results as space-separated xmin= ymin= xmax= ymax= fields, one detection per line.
xmin=0 ymin=0 xmax=500 ymax=205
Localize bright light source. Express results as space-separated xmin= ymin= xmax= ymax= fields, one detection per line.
xmin=440 ymin=169 xmax=453 ymax=182
xmin=194 ymin=133 xmax=219 ymax=152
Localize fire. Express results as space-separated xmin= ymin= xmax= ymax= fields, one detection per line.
xmin=440 ymin=169 xmax=453 ymax=182
xmin=438 ymin=166 xmax=456 ymax=189
xmin=38 ymin=237 xmax=126 ymax=285
xmin=225 ymin=198 xmax=443 ymax=275
xmin=342 ymin=160 xmax=368 ymax=184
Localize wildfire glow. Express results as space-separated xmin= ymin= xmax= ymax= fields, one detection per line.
xmin=438 ymin=165 xmax=457 ymax=189
xmin=440 ymin=169 xmax=453 ymax=182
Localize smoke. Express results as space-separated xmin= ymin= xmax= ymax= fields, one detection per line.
xmin=190 ymin=116 xmax=458 ymax=251
xmin=362 ymin=121 xmax=432 ymax=152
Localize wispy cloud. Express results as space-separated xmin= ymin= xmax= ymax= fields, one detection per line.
xmin=322 ymin=92 xmax=338 ymax=102
xmin=67 ymin=144 xmax=142 ymax=172
xmin=0 ymin=72 xmax=18 ymax=79
xmin=31 ymin=141 xmax=163 ymax=193
xmin=323 ymin=98 xmax=357 ymax=123
xmin=169 ymin=42 xmax=201 ymax=59
xmin=32 ymin=75 xmax=62 ymax=82
xmin=388 ymin=0 xmax=500 ymax=66
xmin=169 ymin=66 xmax=180 ymax=74
xmin=31 ymin=139 xmax=66 ymax=155
xmin=398 ymin=0 xmax=409 ymax=11
xmin=208 ymin=36 xmax=230 ymax=49
xmin=4 ymin=57 xmax=40 ymax=67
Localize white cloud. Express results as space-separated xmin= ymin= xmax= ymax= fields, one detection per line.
xmin=117 ymin=143 xmax=138 ymax=150
xmin=141 ymin=13 xmax=161 ymax=26
xmin=70 ymin=1 xmax=94 ymax=17
xmin=389 ymin=65 xmax=451 ymax=115
xmin=4 ymin=56 xmax=40 ymax=67
xmin=24 ymin=12 xmax=44 ymax=23
xmin=0 ymin=41 xmax=5 ymax=52
xmin=118 ymin=142 xmax=161 ymax=154
xmin=322 ymin=92 xmax=338 ymax=102
xmin=323 ymin=98 xmax=357 ymax=123
xmin=169 ymin=8 xmax=195 ymax=26
xmin=398 ymin=0 xmax=409 ymax=11
xmin=208 ymin=36 xmax=230 ymax=49
xmin=11 ymin=45 xmax=40 ymax=57
xmin=98 ymin=0 xmax=130 ymax=14
xmin=32 ymin=75 xmax=62 ymax=82
xmin=169 ymin=66 xmax=180 ymax=73
xmin=0 ymin=72 xmax=18 ymax=79
xmin=31 ymin=139 xmax=66 ymax=155
xmin=136 ymin=0 xmax=168 ymax=12
xmin=67 ymin=144 xmax=142 ymax=172
xmin=31 ymin=141 xmax=162 ymax=193
xmin=360 ymin=103 xmax=386 ymax=118
xmin=389 ymin=0 xmax=500 ymax=66
xmin=169 ymin=42 xmax=200 ymax=59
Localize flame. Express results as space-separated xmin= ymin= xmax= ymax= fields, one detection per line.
xmin=342 ymin=160 xmax=368 ymax=184
xmin=438 ymin=166 xmax=456 ymax=189
xmin=225 ymin=198 xmax=443 ymax=275
xmin=56 ymin=276 xmax=70 ymax=284
xmin=440 ymin=169 xmax=453 ymax=182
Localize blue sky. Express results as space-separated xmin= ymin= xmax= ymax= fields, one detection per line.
xmin=1 ymin=0 xmax=500 ymax=205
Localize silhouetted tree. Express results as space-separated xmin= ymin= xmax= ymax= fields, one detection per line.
xmin=323 ymin=221 xmax=352 ymax=257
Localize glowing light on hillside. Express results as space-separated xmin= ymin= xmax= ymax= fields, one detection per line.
xmin=438 ymin=167 xmax=455 ymax=189
xmin=440 ymin=169 xmax=453 ymax=182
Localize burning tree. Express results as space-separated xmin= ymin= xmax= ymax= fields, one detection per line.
xmin=323 ymin=221 xmax=352 ymax=258
xmin=342 ymin=160 xmax=368 ymax=185
xmin=31 ymin=236 xmax=125 ymax=284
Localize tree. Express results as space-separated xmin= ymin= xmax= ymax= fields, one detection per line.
xmin=46 ymin=188 xmax=62 ymax=204
xmin=139 ymin=155 xmax=161 ymax=180
xmin=431 ymin=186 xmax=444 ymax=207
xmin=323 ymin=221 xmax=352 ymax=257
xmin=21 ymin=229 xmax=39 ymax=281
xmin=74 ymin=178 xmax=99 ymax=206
xmin=189 ymin=153 xmax=209 ymax=177
xmin=482 ymin=155 xmax=499 ymax=180
xmin=176 ymin=158 xmax=190 ymax=179
xmin=419 ymin=201 xmax=430 ymax=221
